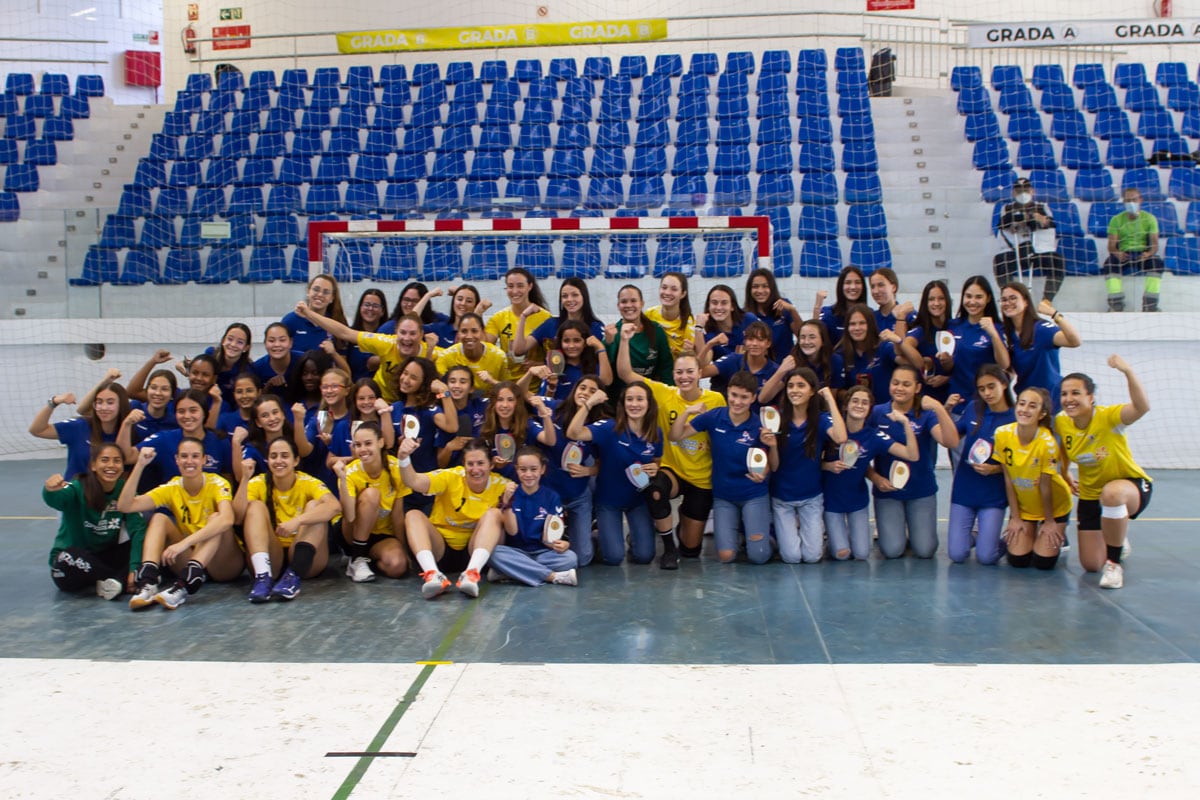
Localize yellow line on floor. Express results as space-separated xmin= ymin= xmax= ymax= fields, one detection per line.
xmin=0 ymin=516 xmax=56 ymax=521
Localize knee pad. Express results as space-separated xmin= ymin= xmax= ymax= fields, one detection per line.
xmin=1101 ymin=503 xmax=1129 ymax=520
xmin=183 ymin=560 xmax=208 ymax=594
xmin=643 ymin=474 xmax=673 ymax=520
xmin=1032 ymin=552 xmax=1059 ymax=571
xmin=678 ymin=486 xmax=713 ymax=522
xmin=679 ymin=543 xmax=702 ymax=559
xmin=1007 ymin=551 xmax=1033 ymax=568
xmin=136 ymin=561 xmax=161 ymax=586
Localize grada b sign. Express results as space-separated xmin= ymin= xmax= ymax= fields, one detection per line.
xmin=967 ymin=18 xmax=1200 ymax=48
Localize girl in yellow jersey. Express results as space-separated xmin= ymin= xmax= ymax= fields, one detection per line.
xmin=118 ymin=437 xmax=241 ymax=610
xmin=993 ymin=387 xmax=1074 ymax=571
xmin=333 ymin=422 xmax=411 ymax=583
xmin=235 ymin=438 xmax=340 ymax=603
xmin=645 ymin=271 xmax=695 ymax=358
xmin=616 ymin=325 xmax=724 ymax=568
xmin=1055 ymin=355 xmax=1152 ymax=589
xmin=399 ymin=437 xmax=513 ymax=600
xmin=485 ymin=267 xmax=552 ymax=379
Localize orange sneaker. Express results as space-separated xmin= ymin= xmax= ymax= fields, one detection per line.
xmin=420 ymin=570 xmax=450 ymax=599
xmin=456 ymin=569 xmax=481 ymax=598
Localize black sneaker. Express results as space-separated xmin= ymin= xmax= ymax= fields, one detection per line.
xmin=659 ymin=550 xmax=680 ymax=570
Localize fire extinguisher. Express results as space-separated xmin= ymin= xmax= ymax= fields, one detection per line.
xmin=1156 ymin=0 xmax=1172 ymax=17
xmin=182 ymin=24 xmax=196 ymax=54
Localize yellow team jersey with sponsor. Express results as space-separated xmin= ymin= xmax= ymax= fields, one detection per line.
xmin=487 ymin=306 xmax=551 ymax=379
xmin=357 ymin=331 xmax=435 ymax=403
xmin=647 ymin=379 xmax=725 ymax=489
xmin=343 ymin=455 xmax=411 ymax=536
xmin=435 ymin=342 xmax=509 ymax=392
xmin=1054 ymin=404 xmax=1151 ymax=501
xmin=246 ymin=471 xmax=332 ymax=545
xmin=992 ymin=424 xmax=1073 ymax=521
xmin=427 ymin=468 xmax=510 ymax=550
xmin=645 ymin=306 xmax=695 ymax=358
xmin=147 ymin=474 xmax=232 ymax=535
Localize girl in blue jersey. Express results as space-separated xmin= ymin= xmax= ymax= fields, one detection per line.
xmin=391 ymin=357 xmax=457 ymax=511
xmin=344 ymin=288 xmax=389 ymax=380
xmin=671 ymin=371 xmax=774 ymax=564
xmin=694 ymin=284 xmax=758 ymax=363
xmin=542 ymin=375 xmax=603 ymax=567
xmin=290 ymin=348 xmax=337 ymax=412
xmin=480 ymin=381 xmax=556 ymax=481
xmin=867 ymin=365 xmax=960 ymax=559
xmin=488 ymin=447 xmax=579 ymax=587
xmin=702 ymin=320 xmax=778 ymax=398
xmin=204 ymin=323 xmax=252 ymax=410
xmin=767 ymin=370 xmax=847 ymax=564
xmin=216 ymin=372 xmax=261 ymax=435
xmin=898 ymin=280 xmax=954 ymax=405
xmin=30 ymin=375 xmax=135 ymax=480
xmin=947 ymin=276 xmax=1009 ymax=402
xmin=252 ymin=323 xmax=305 ymax=398
xmin=743 ymin=268 xmax=804 ymax=362
xmin=329 ymin=378 xmax=394 ymax=470
xmin=567 ymin=382 xmax=663 ymax=566
xmin=513 ymin=277 xmax=606 ymax=357
xmin=413 ymin=283 xmax=492 ymax=348
xmin=822 ymin=386 xmax=918 ymax=560
xmin=134 ymin=390 xmax=233 ymax=487
xmin=233 ymin=395 xmax=312 ymax=483
xmin=381 ymin=281 xmax=440 ymax=334
xmin=867 ymin=267 xmax=913 ymax=335
xmin=944 ymin=364 xmax=1016 ymax=565
xmin=813 ymin=265 xmax=867 ymax=343
xmin=999 ymin=282 xmax=1082 ymax=410
xmin=760 ymin=320 xmax=836 ymax=403
xmin=304 ymin=367 xmax=351 ymax=488
xmin=280 ymin=273 xmax=347 ymax=352
xmin=830 ymin=304 xmax=900 ymax=401
xmin=436 ymin=365 xmax=487 ymax=469
xmin=124 ymin=351 xmax=180 ymax=438
xmin=520 ymin=319 xmax=612 ymax=402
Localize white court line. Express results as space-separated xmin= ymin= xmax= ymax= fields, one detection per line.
xmin=2 ymin=659 xmax=1199 ymax=799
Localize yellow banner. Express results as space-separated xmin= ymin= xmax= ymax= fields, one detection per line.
xmin=337 ymin=18 xmax=667 ymax=54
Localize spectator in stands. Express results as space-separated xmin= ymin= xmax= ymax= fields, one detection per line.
xmin=993 ymin=177 xmax=1064 ymax=304
xmin=1105 ymin=188 xmax=1163 ymax=312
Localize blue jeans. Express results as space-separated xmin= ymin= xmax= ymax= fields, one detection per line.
xmin=947 ymin=503 xmax=1006 ymax=565
xmin=824 ymin=507 xmax=871 ymax=560
xmin=772 ymin=495 xmax=825 ymax=563
xmin=596 ymin=501 xmax=655 ymax=565
xmin=874 ymin=494 xmax=938 ymax=559
xmin=489 ymin=545 xmax=579 ymax=586
xmin=713 ymin=494 xmax=772 ymax=564
xmin=563 ymin=490 xmax=595 ymax=568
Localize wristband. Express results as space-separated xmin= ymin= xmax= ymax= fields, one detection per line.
xmin=441 ymin=390 xmax=452 ymax=399
xmin=398 ymin=457 xmax=411 ymax=467
xmin=47 ymin=397 xmax=58 ymax=409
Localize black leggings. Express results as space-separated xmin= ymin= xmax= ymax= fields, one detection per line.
xmin=51 ymin=542 xmax=131 ymax=592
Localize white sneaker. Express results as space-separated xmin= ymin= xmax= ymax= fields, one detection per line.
xmin=1099 ymin=560 xmax=1125 ymax=590
xmin=421 ymin=570 xmax=450 ymax=599
xmin=485 ymin=567 xmax=505 ymax=583
xmin=95 ymin=578 xmax=123 ymax=601
xmin=1121 ymin=536 xmax=1132 ymax=560
xmin=345 ymin=556 xmax=376 ymax=583
xmin=456 ymin=569 xmax=481 ymax=598
xmin=153 ymin=585 xmax=188 ymax=610
xmin=551 ymin=568 xmax=578 ymax=586
xmin=129 ymin=583 xmax=160 ymax=611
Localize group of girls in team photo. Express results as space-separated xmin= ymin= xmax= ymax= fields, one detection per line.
xmin=34 ymin=264 xmax=1153 ymax=610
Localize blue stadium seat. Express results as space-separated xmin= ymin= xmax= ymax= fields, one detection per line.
xmin=242 ymin=245 xmax=290 ymax=283
xmin=726 ymin=51 xmax=755 ymax=75
xmin=1086 ymin=202 xmax=1124 ymax=236
xmin=1124 ymin=84 xmax=1162 ymax=113
xmin=991 ymin=65 xmax=1023 ymax=90
xmin=973 ymin=138 xmax=1011 ymax=170
xmin=420 ymin=180 xmax=459 ymax=213
xmin=585 ymin=177 xmax=623 ymax=209
xmin=850 ymin=238 xmax=892 ymax=271
xmin=223 ymin=185 xmax=259 ymax=216
xmin=998 ymin=85 xmax=1035 ymax=114
xmin=114 ymin=248 xmax=161 ymax=285
xmin=184 ymin=74 xmax=212 ymax=94
xmin=1017 ymin=138 xmax=1057 ymax=170
xmin=754 ymin=143 xmax=791 ymax=175
xmin=1029 ymin=168 xmax=1069 ymax=202
xmin=399 ymin=127 xmax=434 ymax=156
xmin=675 ymin=119 xmax=709 ymax=146
xmin=842 ymin=141 xmax=879 ymax=172
xmin=840 ymin=113 xmax=875 ymax=142
xmin=331 ymin=240 xmax=373 ymax=282
xmin=73 ymin=246 xmax=117 ymax=285
xmin=466 ymin=150 xmax=503 ymax=181
xmin=654 ymin=231 xmax=698 ymax=277
xmin=675 ymin=93 xmax=709 ymax=121
xmin=133 ymin=159 xmax=166 ymax=188
xmin=478 ymin=61 xmax=508 ymax=84
xmin=755 ymin=173 xmax=794 ymax=206
xmin=1137 ymin=108 xmax=1177 ymax=139
xmin=544 ymin=177 xmax=582 ymax=209
xmin=580 ymin=57 xmax=612 ymax=82
xmin=951 ymin=66 xmax=983 ymax=91
xmin=716 ymin=118 xmax=751 ymax=145
xmin=1167 ymin=85 xmax=1200 ymax=111
xmin=309 ymin=67 xmax=338 ymax=89
xmin=592 ymin=146 xmax=628 ymax=177
xmin=554 ymin=121 xmax=590 ymax=150
xmin=301 ymin=183 xmax=339 ymax=214
xmin=483 ymin=97 xmax=516 ymax=126
xmin=799 ymin=172 xmax=839 ymax=205
xmin=796 ymin=115 xmax=833 ymax=144
xmin=75 ymin=75 xmax=105 ymax=97
xmin=410 ymin=101 xmax=444 ymax=127
xmin=380 ymin=181 xmax=418 ymax=214
xmin=760 ymin=50 xmax=791 ymax=77
xmin=369 ymin=239 xmax=414 ymax=282
xmin=238 ymin=88 xmax=270 ymax=113
xmin=963 ymin=111 xmax=1000 ymax=142
xmin=0 ymin=94 xmax=20 ymax=117
xmin=512 ymin=59 xmax=542 ymax=82
xmin=798 ymin=240 xmax=842 ymax=277
xmin=846 ymin=203 xmax=888 ymax=239
xmin=200 ymin=247 xmax=247 ymax=284
xmin=836 ymin=92 xmax=870 ymax=117
xmin=700 ymin=236 xmax=745 ymax=278
xmin=262 ymin=108 xmax=296 ymax=135
xmin=476 ymin=125 xmax=511 ymax=152
xmin=1048 ymin=202 xmax=1085 ymax=236
xmin=756 ymin=90 xmax=791 ymax=119
xmin=151 ymin=186 xmax=188 ymax=217
xmin=443 ymin=62 xmax=473 ymax=85
xmin=23 ymin=95 xmax=55 ymax=118
xmin=797 ymin=49 xmax=827 ymax=72
xmin=840 ymin=172 xmax=881 ymax=205
xmin=798 ymin=206 xmax=838 ymax=241
xmin=378 ymin=82 xmax=411 ymax=109
xmin=834 ymin=47 xmax=865 ymax=72
xmin=1049 ymin=110 xmax=1087 ymax=140
xmin=201 ymin=157 xmax=236 ymax=188
xmin=1006 ymin=111 xmax=1044 ymax=140
xmin=1143 ymin=200 xmax=1181 ymax=235
xmin=1169 ymin=168 xmax=1200 ymax=201
xmin=713 ymin=174 xmax=751 ymax=207
xmin=613 ymin=56 xmax=645 ymax=80
xmin=228 ymin=110 xmax=260 ymax=135
xmin=22 ymin=139 xmax=56 ymax=165
xmin=715 ymin=94 xmax=749 ymax=121
xmin=161 ymin=248 xmax=201 ymax=284
xmin=206 ymin=89 xmax=239 ymax=114
xmin=235 ymin=156 xmax=272 ymax=186
xmin=549 ymin=58 xmax=578 ymax=81
xmin=631 ymin=145 xmax=667 ymax=176
xmin=796 ymin=90 xmax=830 ymax=118
xmin=1031 ymin=65 xmax=1065 ymax=90
xmin=1093 ymin=108 xmax=1131 ymax=139
xmin=510 ymin=149 xmax=545 ymax=179
xmin=1165 ymin=236 xmax=1200 ymax=274
xmin=503 ymin=179 xmax=541 ymax=209
xmin=181 ymin=134 xmax=214 ymax=161
xmin=173 ymin=92 xmax=202 ymax=114
xmin=1058 ymin=235 xmax=1100 ymax=275
xmin=421 ymin=238 xmax=463 ymax=281
xmin=669 ymin=175 xmax=709 ymax=208
xmin=44 ymin=117 xmax=76 ymax=141
xmin=325 ymin=126 xmax=360 ymax=155
xmin=259 ymin=214 xmax=299 ymax=245
xmin=98 ymin=215 xmax=135 ymax=248
xmin=1072 ymin=64 xmax=1106 ymax=89
xmin=194 ymin=109 xmax=224 ymax=137
xmin=798 ymin=143 xmax=835 ymax=173
xmin=1061 ymin=138 xmax=1101 ymax=170
xmin=116 ymin=186 xmax=152 ymax=217
xmin=627 ymin=176 xmax=666 ymax=208
xmin=756 ymin=118 xmax=791 ymax=148
xmin=1105 ymin=136 xmax=1145 ymax=169
xmin=594 ymin=121 xmax=629 ymax=149
xmin=1083 ymin=83 xmax=1119 ymax=113
xmin=411 ymin=63 xmax=440 ymax=86
xmin=1113 ymin=63 xmax=1147 ymax=89
xmin=1187 ymin=203 xmax=1200 ymax=235
xmin=516 ymin=123 xmax=550 ymax=152
xmin=757 ymin=206 xmax=792 ymax=242
xmin=606 ymin=217 xmax=650 ymax=279
xmin=689 ymin=53 xmax=719 ymax=76
xmin=981 ymin=168 xmax=1017 ymax=202
xmin=343 ymin=182 xmax=379 ymax=214
xmin=430 ymin=150 xmax=466 ymax=180
xmin=1074 ymin=169 xmax=1115 ymax=202
xmin=956 ymin=86 xmax=990 ymax=115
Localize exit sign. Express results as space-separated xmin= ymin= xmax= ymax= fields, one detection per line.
xmin=219 ymin=7 xmax=243 ymax=20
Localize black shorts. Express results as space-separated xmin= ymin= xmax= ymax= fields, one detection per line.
xmin=366 ymin=532 xmax=404 ymax=553
xmin=437 ymin=544 xmax=470 ymax=574
xmin=1076 ymin=478 xmax=1153 ymax=530
xmin=404 ymin=493 xmax=434 ymax=515
xmin=661 ymin=467 xmax=714 ymax=522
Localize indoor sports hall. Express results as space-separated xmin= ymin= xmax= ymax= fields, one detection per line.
xmin=2 ymin=1 xmax=1200 ymax=797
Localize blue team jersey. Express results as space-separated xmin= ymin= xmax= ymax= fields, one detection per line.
xmin=488 ymin=418 xmax=545 ymax=481
xmin=770 ymin=412 xmax=836 ymax=502
xmin=903 ymin=326 xmax=952 ymax=404
xmin=875 ymin=308 xmax=898 ymax=334
xmin=280 ymin=310 xmax=331 ymax=353
xmin=426 ymin=320 xmax=458 ymax=348
xmin=748 ymin=301 xmax=797 ymax=361
xmin=531 ymin=316 xmax=606 ymax=347
xmin=251 ymin=351 xmax=305 ymax=392
xmin=588 ymin=418 xmax=662 ymax=510
xmin=304 ymin=411 xmax=347 ymax=488
xmin=701 ymin=312 xmax=760 ymax=361
xmin=390 ymin=401 xmax=442 ymax=473
xmin=868 ymin=402 xmax=941 ymax=501
xmin=203 ymin=345 xmax=250 ymax=411
xmin=541 ymin=418 xmax=596 ymax=501
xmin=507 ymin=484 xmax=564 ymax=553
xmin=830 ymin=340 xmax=897 ymax=401
xmin=434 ymin=396 xmax=488 ymax=469
xmin=710 ymin=353 xmax=778 ymax=397
xmin=947 ymin=318 xmax=1002 ymax=400
xmin=130 ymin=399 xmax=178 ymax=444
xmin=137 ymin=428 xmax=232 ymax=488
xmin=821 ymin=424 xmax=896 ymax=513
xmin=538 ymin=361 xmax=583 ymax=403
xmin=950 ymin=403 xmax=1014 ymax=509
xmin=216 ymin=410 xmax=251 ymax=435
xmin=819 ymin=305 xmax=846 ymax=343
xmin=688 ymin=408 xmax=769 ymax=502
xmin=53 ymin=417 xmax=117 ymax=480
xmin=1008 ymin=320 xmax=1063 ymax=410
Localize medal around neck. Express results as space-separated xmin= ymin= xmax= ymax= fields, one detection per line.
xmin=839 ymin=440 xmax=861 ymax=468
xmin=936 ymin=331 xmax=956 ymax=356
xmin=625 ymin=462 xmax=650 ymax=490
xmin=547 ymin=349 xmax=566 ymax=375
xmin=759 ymin=406 xmax=781 ymax=433
xmin=561 ymin=441 xmax=584 ymax=470
xmin=968 ymin=439 xmax=993 ymax=466
xmin=889 ymin=461 xmax=911 ymax=489
xmin=495 ymin=433 xmax=517 ymax=462
xmin=402 ymin=414 xmax=421 ymax=441
xmin=746 ymin=447 xmax=768 ymax=476
xmin=542 ymin=514 xmax=565 ymax=546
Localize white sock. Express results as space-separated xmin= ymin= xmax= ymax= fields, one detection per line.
xmin=466 ymin=548 xmax=491 ymax=573
xmin=415 ymin=550 xmax=438 ymax=574
xmin=250 ymin=552 xmax=271 ymax=577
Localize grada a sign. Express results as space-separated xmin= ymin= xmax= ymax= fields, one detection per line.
xmin=967 ymin=18 xmax=1200 ymax=48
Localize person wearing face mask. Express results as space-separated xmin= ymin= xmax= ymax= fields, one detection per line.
xmin=1105 ymin=188 xmax=1164 ymax=312
xmin=993 ymin=177 xmax=1064 ymax=304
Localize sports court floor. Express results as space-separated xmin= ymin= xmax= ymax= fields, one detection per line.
xmin=1 ymin=459 xmax=1198 ymax=798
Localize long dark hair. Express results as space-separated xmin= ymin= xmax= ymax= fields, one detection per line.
xmin=912 ymin=280 xmax=952 ymax=342
xmin=448 ymin=284 xmax=481 ymax=327
xmin=614 ymin=381 xmax=661 ymax=445
xmin=260 ymin=437 xmax=299 ymax=529
xmin=743 ymin=267 xmax=783 ymax=320
xmin=482 ymin=381 xmax=532 ymax=447
xmin=832 ymin=265 xmax=867 ymax=320
xmin=87 ymin=380 xmax=131 ymax=448
xmin=505 ymin=267 xmax=549 ymax=309
xmin=1000 ymin=281 xmax=1038 ymax=350
xmin=558 ymin=277 xmax=601 ymax=332
xmin=971 ymin=364 xmax=1015 ymax=434
xmin=834 ymin=303 xmax=879 ymax=383
xmin=1020 ymin=386 xmax=1055 ymax=434
xmin=956 ymin=275 xmax=1001 ymax=322
xmin=617 ymin=284 xmax=655 ymax=334
xmin=554 ymin=374 xmax=606 ymax=428
xmin=351 ymin=288 xmax=388 ymax=332
xmin=308 ymin=273 xmax=348 ymax=326
xmin=290 ymin=349 xmax=335 ymax=406
xmin=392 ymin=281 xmax=434 ymax=324
xmin=82 ymin=442 xmax=125 ymax=510
xmin=792 ymin=319 xmax=833 ymax=387
xmin=702 ymin=284 xmax=745 ymax=332
xmin=349 ymin=378 xmax=382 ymax=422
xmin=776 ymin=368 xmax=823 ymax=460
xmin=214 ymin=323 xmax=252 ymax=373
xmin=397 ymin=356 xmax=438 ymax=408
xmin=660 ymin=271 xmax=693 ymax=326
xmin=175 ymin=388 xmax=226 ymax=439
xmin=351 ymin=421 xmax=395 ymax=494
xmin=556 ymin=320 xmax=600 ymax=374
xmin=247 ymin=394 xmax=294 ymax=453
